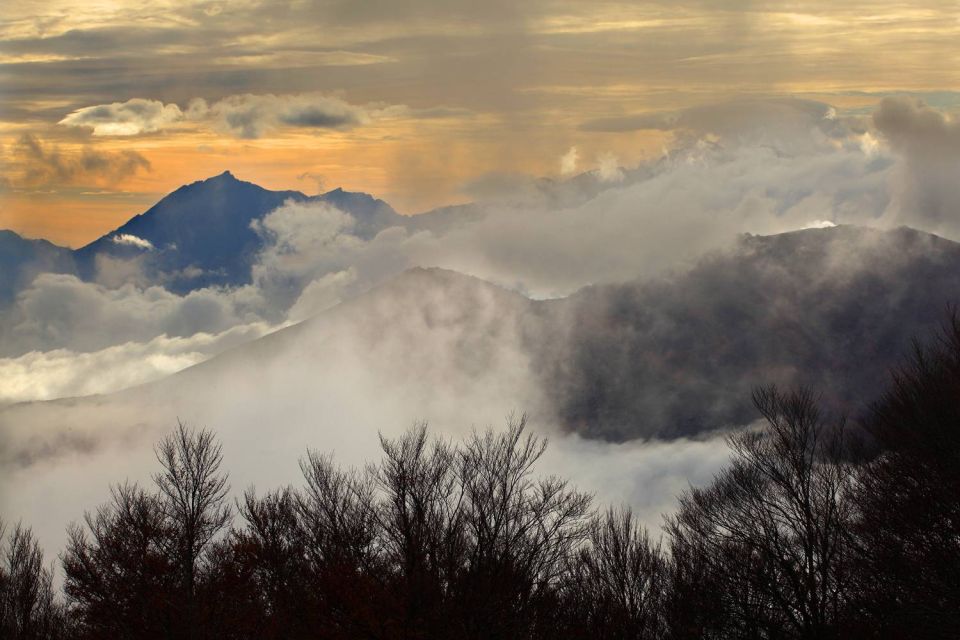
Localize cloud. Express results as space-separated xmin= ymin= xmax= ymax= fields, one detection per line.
xmin=0 ymin=322 xmax=273 ymax=404
xmin=543 ymin=435 xmax=733 ymax=530
xmin=0 ymin=273 xmax=266 ymax=357
xmin=55 ymin=93 xmax=400 ymax=140
xmin=190 ymin=93 xmax=374 ymax=139
xmin=297 ymin=171 xmax=326 ymax=194
xmin=559 ymin=146 xmax=579 ymax=175
xmin=249 ymin=200 xmax=367 ymax=309
xmin=286 ymin=268 xmax=358 ymax=321
xmin=874 ymin=96 xmax=960 ymax=153
xmin=595 ymin=152 xmax=624 ymax=183
xmin=406 ymin=149 xmax=889 ymax=298
xmin=580 ymin=98 xmax=858 ymax=157
xmin=7 ymin=133 xmax=151 ymax=188
xmin=873 ymin=96 xmax=960 ymax=235
xmin=58 ymin=98 xmax=184 ymax=136
xmin=110 ymin=233 xmax=154 ymax=250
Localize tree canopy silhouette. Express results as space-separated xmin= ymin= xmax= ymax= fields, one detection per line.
xmin=6 ymin=315 xmax=960 ymax=639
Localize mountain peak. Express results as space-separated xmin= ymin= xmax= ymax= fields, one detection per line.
xmin=207 ymin=170 xmax=238 ymax=183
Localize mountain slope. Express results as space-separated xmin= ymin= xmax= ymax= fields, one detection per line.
xmin=72 ymin=171 xmax=404 ymax=293
xmin=5 ymin=225 xmax=960 ymax=464
xmin=0 ymin=230 xmax=76 ymax=305
xmin=545 ymin=225 xmax=960 ymax=439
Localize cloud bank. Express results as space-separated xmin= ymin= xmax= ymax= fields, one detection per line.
xmin=58 ymin=93 xmax=405 ymax=139
xmin=7 ymin=97 xmax=958 ymax=399
xmin=0 ymin=322 xmax=272 ymax=404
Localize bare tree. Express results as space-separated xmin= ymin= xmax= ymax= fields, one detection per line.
xmin=851 ymin=313 xmax=960 ymax=636
xmin=0 ymin=520 xmax=64 ymax=640
xmin=154 ymin=421 xmax=232 ymax=599
xmin=153 ymin=421 xmax=231 ymax=638
xmin=63 ymin=483 xmax=172 ymax=640
xmin=667 ymin=387 xmax=856 ymax=640
xmin=224 ymin=487 xmax=307 ymax=638
xmin=369 ymin=422 xmax=466 ymax=637
xmin=561 ymin=508 xmax=668 ymax=640
xmin=297 ymin=451 xmax=377 ymax=573
xmin=454 ymin=416 xmax=592 ymax=638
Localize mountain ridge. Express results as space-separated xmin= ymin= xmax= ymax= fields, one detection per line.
xmin=71 ymin=171 xmax=404 ymax=292
xmin=0 ymin=229 xmax=77 ymax=304
xmin=1 ymin=171 xmax=407 ymax=300
xmin=5 ymin=224 xmax=960 ymax=448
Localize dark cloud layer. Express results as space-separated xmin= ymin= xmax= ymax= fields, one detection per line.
xmin=3 ymin=2 xmax=958 ymax=125
xmin=5 ymin=133 xmax=151 ymax=188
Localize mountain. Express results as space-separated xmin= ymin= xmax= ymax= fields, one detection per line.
xmin=2 ymin=166 xmax=656 ymax=301
xmin=6 ymin=225 xmax=960 ymax=472
xmin=0 ymin=266 xmax=546 ymax=475
xmin=72 ymin=171 xmax=404 ymax=293
xmin=543 ymin=225 xmax=960 ymax=439
xmin=0 ymin=230 xmax=76 ymax=305
xmin=1 ymin=172 xmax=407 ymax=301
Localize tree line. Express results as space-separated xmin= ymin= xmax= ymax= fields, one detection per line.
xmin=3 ymin=316 xmax=960 ymax=639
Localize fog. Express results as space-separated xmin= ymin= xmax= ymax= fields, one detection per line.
xmin=3 ymin=96 xmax=960 ymax=567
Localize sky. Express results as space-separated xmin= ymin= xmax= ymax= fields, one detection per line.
xmin=1 ymin=0 xmax=959 ymax=246
xmin=4 ymin=0 xmax=960 ymax=568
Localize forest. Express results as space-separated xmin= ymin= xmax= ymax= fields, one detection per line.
xmin=3 ymin=317 xmax=959 ymax=640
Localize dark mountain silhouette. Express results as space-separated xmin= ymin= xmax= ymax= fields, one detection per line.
xmin=1 ymin=172 xmax=407 ymax=300
xmin=545 ymin=225 xmax=960 ymax=439
xmin=71 ymin=171 xmax=404 ymax=293
xmin=1 ymin=161 xmax=668 ymax=304
xmin=0 ymin=230 xmax=76 ymax=304
xmin=0 ymin=165 xmax=667 ymax=302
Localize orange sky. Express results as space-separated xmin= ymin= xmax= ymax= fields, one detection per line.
xmin=2 ymin=0 xmax=959 ymax=246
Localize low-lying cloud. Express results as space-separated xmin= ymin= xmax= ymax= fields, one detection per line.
xmin=6 ymin=97 xmax=954 ymax=395
xmin=0 ymin=273 xmax=266 ymax=357
xmin=110 ymin=233 xmax=154 ymax=250
xmin=0 ymin=322 xmax=273 ymax=404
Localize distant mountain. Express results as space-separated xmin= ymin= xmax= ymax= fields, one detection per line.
xmin=71 ymin=171 xmax=404 ymax=293
xmin=0 ymin=230 xmax=76 ymax=304
xmin=1 ymin=165 xmax=655 ymax=301
xmin=6 ymin=225 xmax=960 ymax=461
